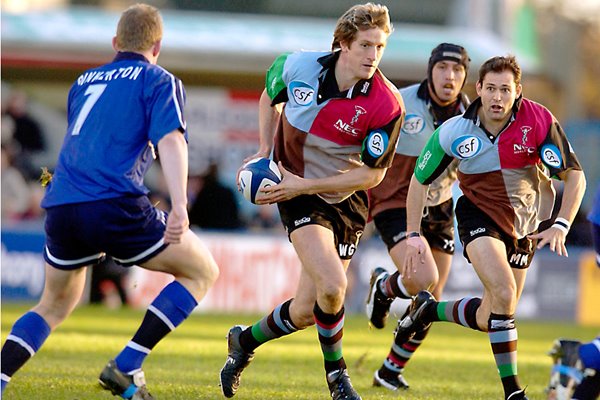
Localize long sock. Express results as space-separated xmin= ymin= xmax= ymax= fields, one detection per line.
xmin=314 ymin=302 xmax=346 ymax=373
xmin=380 ymin=271 xmax=411 ymax=299
xmin=381 ymin=324 xmax=431 ymax=377
xmin=1 ymin=312 xmax=51 ymax=393
xmin=238 ymin=299 xmax=299 ymax=353
xmin=488 ymin=313 xmax=521 ymax=399
xmin=115 ymin=281 xmax=197 ymax=374
xmin=430 ymin=297 xmax=483 ymax=330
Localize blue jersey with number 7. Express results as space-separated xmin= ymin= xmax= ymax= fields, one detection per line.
xmin=42 ymin=52 xmax=187 ymax=208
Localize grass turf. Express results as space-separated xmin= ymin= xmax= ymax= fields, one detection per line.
xmin=1 ymin=303 xmax=596 ymax=399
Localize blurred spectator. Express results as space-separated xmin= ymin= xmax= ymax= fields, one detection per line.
xmin=246 ymin=203 xmax=283 ymax=233
xmin=188 ymin=163 xmax=242 ymax=230
xmin=90 ymin=256 xmax=129 ymax=308
xmin=4 ymin=90 xmax=46 ymax=180
xmin=1 ymin=144 xmax=31 ymax=221
xmin=1 ymin=111 xmax=16 ymax=145
xmin=1 ymin=144 xmax=44 ymax=222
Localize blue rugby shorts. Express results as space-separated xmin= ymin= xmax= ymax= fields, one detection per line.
xmin=44 ymin=195 xmax=169 ymax=270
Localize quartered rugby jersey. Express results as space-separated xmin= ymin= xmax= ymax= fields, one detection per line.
xmin=415 ymin=96 xmax=582 ymax=239
xmin=42 ymin=52 xmax=187 ymax=208
xmin=370 ymin=81 xmax=467 ymax=216
xmin=266 ymin=50 xmax=404 ymax=204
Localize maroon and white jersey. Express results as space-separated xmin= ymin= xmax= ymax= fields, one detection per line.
xmin=266 ymin=51 xmax=404 ymax=204
xmin=415 ymin=96 xmax=582 ymax=239
xmin=369 ymin=80 xmax=468 ymax=217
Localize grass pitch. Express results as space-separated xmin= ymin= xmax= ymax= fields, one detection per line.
xmin=1 ymin=303 xmax=596 ymax=399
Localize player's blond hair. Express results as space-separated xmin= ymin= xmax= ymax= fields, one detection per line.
xmin=331 ymin=3 xmax=393 ymax=51
xmin=115 ymin=3 xmax=163 ymax=52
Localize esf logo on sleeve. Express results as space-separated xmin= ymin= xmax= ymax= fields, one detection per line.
xmin=289 ymin=81 xmax=315 ymax=106
xmin=541 ymin=144 xmax=563 ymax=168
xmin=451 ymin=135 xmax=482 ymax=159
xmin=366 ymin=129 xmax=389 ymax=158
xmin=402 ymin=114 xmax=425 ymax=135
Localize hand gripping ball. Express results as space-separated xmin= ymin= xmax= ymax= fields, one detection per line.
xmin=238 ymin=158 xmax=282 ymax=204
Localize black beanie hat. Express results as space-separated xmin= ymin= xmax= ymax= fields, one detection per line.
xmin=427 ymin=43 xmax=470 ymax=90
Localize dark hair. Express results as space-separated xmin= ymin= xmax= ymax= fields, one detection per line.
xmin=331 ymin=3 xmax=392 ymax=51
xmin=478 ymin=55 xmax=522 ymax=86
xmin=427 ymin=42 xmax=470 ymax=90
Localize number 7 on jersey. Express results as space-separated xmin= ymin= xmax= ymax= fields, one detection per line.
xmin=71 ymin=84 xmax=107 ymax=135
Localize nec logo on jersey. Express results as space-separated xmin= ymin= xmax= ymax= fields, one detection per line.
xmin=513 ymin=126 xmax=535 ymax=155
xmin=451 ymin=135 xmax=482 ymax=159
xmin=541 ymin=144 xmax=562 ymax=168
xmin=402 ymin=114 xmax=425 ymax=134
xmin=335 ymin=120 xmax=362 ymax=136
xmin=335 ymin=106 xmax=366 ymax=136
xmin=289 ymin=81 xmax=315 ymax=106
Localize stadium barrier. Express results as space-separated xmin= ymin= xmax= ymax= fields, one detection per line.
xmin=2 ymin=227 xmax=598 ymax=322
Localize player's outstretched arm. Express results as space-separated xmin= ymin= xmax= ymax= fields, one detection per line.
xmin=529 ymin=169 xmax=586 ymax=256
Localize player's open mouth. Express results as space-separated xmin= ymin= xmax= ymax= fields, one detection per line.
xmin=441 ymin=84 xmax=455 ymax=93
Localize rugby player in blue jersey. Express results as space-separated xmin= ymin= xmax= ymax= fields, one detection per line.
xmin=0 ymin=4 xmax=219 ymax=399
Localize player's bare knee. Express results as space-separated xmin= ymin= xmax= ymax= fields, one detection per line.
xmin=403 ymin=268 xmax=437 ymax=294
xmin=416 ymin=273 xmax=438 ymax=292
xmin=203 ymin=256 xmax=219 ymax=285
xmin=492 ymin=285 xmax=517 ymax=311
xmin=321 ymin=273 xmax=347 ymax=299
xmin=181 ymin=251 xmax=219 ymax=284
xmin=319 ymin=284 xmax=346 ymax=310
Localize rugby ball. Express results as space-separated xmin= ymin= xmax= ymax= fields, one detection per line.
xmin=238 ymin=158 xmax=282 ymax=204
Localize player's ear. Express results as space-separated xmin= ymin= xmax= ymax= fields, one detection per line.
xmin=339 ymin=39 xmax=350 ymax=53
xmin=112 ymin=36 xmax=119 ymax=52
xmin=152 ymin=40 xmax=162 ymax=58
xmin=475 ymin=80 xmax=483 ymax=96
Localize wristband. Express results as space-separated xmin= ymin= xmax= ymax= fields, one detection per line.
xmin=552 ymin=217 xmax=570 ymax=234
xmin=406 ymin=231 xmax=421 ymax=238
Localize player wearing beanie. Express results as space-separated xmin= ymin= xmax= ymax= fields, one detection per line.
xmin=367 ymin=42 xmax=470 ymax=391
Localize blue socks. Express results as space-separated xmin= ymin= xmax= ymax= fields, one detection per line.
xmin=115 ymin=281 xmax=197 ymax=374
xmin=1 ymin=311 xmax=51 ymax=393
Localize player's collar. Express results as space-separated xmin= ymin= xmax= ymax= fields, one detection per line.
xmin=113 ymin=51 xmax=150 ymax=64
xmin=316 ymin=50 xmax=374 ymax=103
